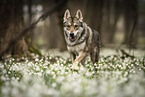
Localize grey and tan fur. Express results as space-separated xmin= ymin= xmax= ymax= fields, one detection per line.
xmin=63 ymin=9 xmax=100 ymax=70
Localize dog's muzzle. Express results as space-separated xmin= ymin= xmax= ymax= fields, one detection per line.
xmin=69 ymin=32 xmax=76 ymax=41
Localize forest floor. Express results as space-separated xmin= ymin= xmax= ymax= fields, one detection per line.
xmin=44 ymin=47 xmax=145 ymax=58
xmin=0 ymin=48 xmax=145 ymax=97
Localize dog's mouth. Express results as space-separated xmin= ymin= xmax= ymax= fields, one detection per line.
xmin=69 ymin=36 xmax=76 ymax=42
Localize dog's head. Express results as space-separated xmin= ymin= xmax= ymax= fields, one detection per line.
xmin=63 ymin=9 xmax=84 ymax=42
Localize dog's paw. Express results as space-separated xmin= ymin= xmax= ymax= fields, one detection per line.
xmin=73 ymin=66 xmax=79 ymax=70
xmin=72 ymin=63 xmax=79 ymax=70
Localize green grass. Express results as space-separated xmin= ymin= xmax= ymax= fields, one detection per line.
xmin=0 ymin=50 xmax=145 ymax=97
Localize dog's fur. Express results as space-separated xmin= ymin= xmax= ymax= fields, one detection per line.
xmin=63 ymin=9 xmax=100 ymax=70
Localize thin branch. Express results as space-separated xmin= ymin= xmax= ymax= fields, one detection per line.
xmin=129 ymin=15 xmax=137 ymax=49
xmin=129 ymin=0 xmax=138 ymax=51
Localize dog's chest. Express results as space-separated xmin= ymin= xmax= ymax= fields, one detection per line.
xmin=67 ymin=41 xmax=86 ymax=53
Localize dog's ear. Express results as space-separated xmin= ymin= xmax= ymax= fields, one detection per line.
xmin=75 ymin=9 xmax=83 ymax=22
xmin=64 ymin=9 xmax=71 ymax=22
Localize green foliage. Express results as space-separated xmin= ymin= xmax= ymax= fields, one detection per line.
xmin=0 ymin=54 xmax=145 ymax=97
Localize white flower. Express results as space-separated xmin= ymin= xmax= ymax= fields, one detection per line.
xmin=1 ymin=75 xmax=6 ymax=81
xmin=11 ymin=77 xmax=15 ymax=80
xmin=61 ymin=64 xmax=64 ymax=66
xmin=86 ymin=71 xmax=92 ymax=77
xmin=35 ymin=58 xmax=39 ymax=61
xmin=51 ymin=72 xmax=55 ymax=75
xmin=52 ymin=82 xmax=57 ymax=87
xmin=36 ymin=66 xmax=40 ymax=71
xmin=2 ymin=69 xmax=7 ymax=74
xmin=53 ymin=74 xmax=56 ymax=79
xmin=28 ymin=62 xmax=32 ymax=66
xmin=103 ymin=64 xmax=108 ymax=69
xmin=46 ymin=70 xmax=50 ymax=74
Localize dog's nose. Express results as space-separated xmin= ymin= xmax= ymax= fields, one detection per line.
xmin=70 ymin=32 xmax=74 ymax=37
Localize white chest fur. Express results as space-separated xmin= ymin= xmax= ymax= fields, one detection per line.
xmin=67 ymin=41 xmax=86 ymax=53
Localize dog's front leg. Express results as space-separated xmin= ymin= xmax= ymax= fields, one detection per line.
xmin=72 ymin=51 xmax=86 ymax=70
xmin=70 ymin=53 xmax=76 ymax=63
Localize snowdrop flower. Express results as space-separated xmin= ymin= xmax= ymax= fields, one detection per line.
xmin=35 ymin=58 xmax=39 ymax=61
xmin=49 ymin=57 xmax=52 ymax=60
xmin=51 ymin=72 xmax=55 ymax=75
xmin=86 ymin=71 xmax=92 ymax=77
xmin=61 ymin=64 xmax=64 ymax=67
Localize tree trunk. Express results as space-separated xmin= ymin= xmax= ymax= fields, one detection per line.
xmin=108 ymin=0 xmax=121 ymax=43
xmin=55 ymin=0 xmax=67 ymax=51
xmin=45 ymin=0 xmax=67 ymax=50
xmin=102 ymin=0 xmax=121 ymax=44
xmin=0 ymin=0 xmax=29 ymax=58
xmin=101 ymin=0 xmax=111 ymax=44
xmin=123 ymin=0 xmax=138 ymax=48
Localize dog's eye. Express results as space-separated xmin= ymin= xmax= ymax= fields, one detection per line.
xmin=74 ymin=25 xmax=79 ymax=28
xmin=66 ymin=25 xmax=71 ymax=29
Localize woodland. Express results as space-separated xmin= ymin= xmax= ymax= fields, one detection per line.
xmin=0 ymin=0 xmax=145 ymax=57
xmin=0 ymin=0 xmax=145 ymax=97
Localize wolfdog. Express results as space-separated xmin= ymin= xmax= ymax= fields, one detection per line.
xmin=63 ymin=9 xmax=100 ymax=70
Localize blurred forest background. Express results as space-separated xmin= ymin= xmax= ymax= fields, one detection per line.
xmin=0 ymin=0 xmax=145 ymax=58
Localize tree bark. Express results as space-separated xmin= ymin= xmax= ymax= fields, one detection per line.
xmin=0 ymin=0 xmax=29 ymax=58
